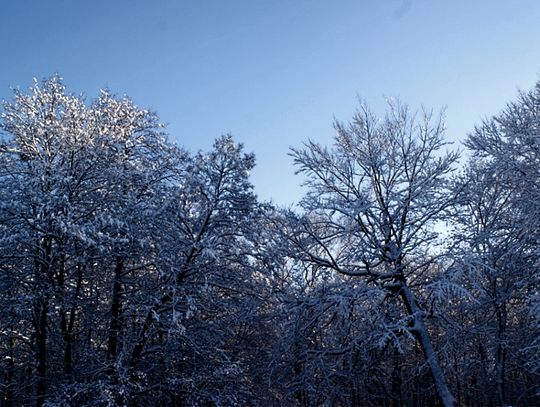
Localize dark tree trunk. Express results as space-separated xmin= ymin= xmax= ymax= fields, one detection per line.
xmin=107 ymin=257 xmax=124 ymax=366
xmin=34 ymin=237 xmax=52 ymax=407
xmin=391 ymin=350 xmax=403 ymax=407
xmin=3 ymin=332 xmax=15 ymax=407
xmin=35 ymin=300 xmax=48 ymax=407
xmin=495 ymin=302 xmax=507 ymax=407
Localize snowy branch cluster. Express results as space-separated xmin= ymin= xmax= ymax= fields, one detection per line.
xmin=0 ymin=77 xmax=538 ymax=406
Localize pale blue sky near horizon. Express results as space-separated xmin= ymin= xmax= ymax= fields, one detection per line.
xmin=1 ymin=0 xmax=540 ymax=205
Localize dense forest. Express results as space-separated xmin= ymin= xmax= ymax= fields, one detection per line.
xmin=0 ymin=76 xmax=539 ymax=407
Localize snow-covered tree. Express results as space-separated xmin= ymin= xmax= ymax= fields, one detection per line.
xmin=289 ymin=100 xmax=459 ymax=407
xmin=458 ymin=82 xmax=540 ymax=402
xmin=0 ymin=76 xmax=183 ymax=406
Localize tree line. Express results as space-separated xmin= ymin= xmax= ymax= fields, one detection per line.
xmin=0 ymin=76 xmax=538 ymax=406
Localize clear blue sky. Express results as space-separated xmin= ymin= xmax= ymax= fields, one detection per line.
xmin=1 ymin=0 xmax=540 ymax=205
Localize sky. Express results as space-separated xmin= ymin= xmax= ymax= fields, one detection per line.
xmin=1 ymin=0 xmax=540 ymax=205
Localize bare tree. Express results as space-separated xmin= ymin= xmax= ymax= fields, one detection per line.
xmin=290 ymin=100 xmax=459 ymax=407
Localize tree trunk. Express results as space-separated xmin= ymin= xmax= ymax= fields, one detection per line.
xmin=34 ymin=238 xmax=52 ymax=407
xmin=495 ymin=303 xmax=507 ymax=407
xmin=3 ymin=331 xmax=15 ymax=407
xmin=107 ymin=257 xmax=124 ymax=366
xmin=61 ymin=308 xmax=77 ymax=376
xmin=57 ymin=255 xmax=77 ymax=377
xmin=398 ymin=282 xmax=456 ymax=407
xmin=391 ymin=350 xmax=403 ymax=407
xmin=35 ymin=299 xmax=48 ymax=407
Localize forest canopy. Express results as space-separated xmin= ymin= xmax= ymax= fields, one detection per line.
xmin=0 ymin=76 xmax=539 ymax=407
